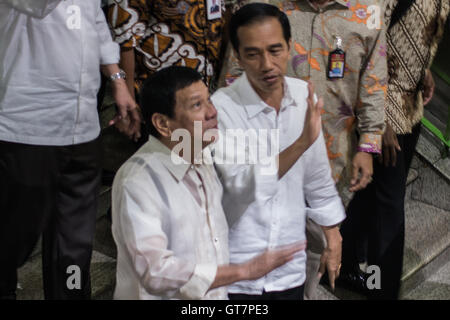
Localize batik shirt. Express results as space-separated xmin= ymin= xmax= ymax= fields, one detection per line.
xmin=107 ymin=0 xmax=242 ymax=90
xmin=221 ymin=0 xmax=387 ymax=204
xmin=384 ymin=0 xmax=449 ymax=134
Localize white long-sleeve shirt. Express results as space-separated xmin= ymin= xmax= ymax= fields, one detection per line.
xmin=112 ymin=136 xmax=229 ymax=300
xmin=0 ymin=0 xmax=119 ymax=146
xmin=211 ymin=73 xmax=346 ymax=295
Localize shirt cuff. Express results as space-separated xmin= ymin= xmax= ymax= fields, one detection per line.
xmin=307 ymin=197 xmax=346 ymax=227
xmin=178 ymin=263 xmax=217 ymax=300
xmin=357 ymin=133 xmax=382 ymax=154
xmin=100 ymin=41 xmax=120 ymax=65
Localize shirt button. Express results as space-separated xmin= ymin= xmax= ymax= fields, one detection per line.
xmin=214 ymin=237 xmax=219 ymax=243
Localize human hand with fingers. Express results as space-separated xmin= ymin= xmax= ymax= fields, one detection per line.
xmin=300 ymin=81 xmax=324 ymax=150
xmin=379 ymin=123 xmax=401 ymax=167
xmin=318 ymin=225 xmax=342 ymax=291
xmin=349 ymin=151 xmax=373 ymax=192
xmin=109 ymin=79 xmax=142 ymax=142
xmin=243 ymin=241 xmax=307 ymax=280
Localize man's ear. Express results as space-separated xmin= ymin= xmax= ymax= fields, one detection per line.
xmin=287 ymin=38 xmax=292 ymax=51
xmin=152 ymin=113 xmax=172 ymax=138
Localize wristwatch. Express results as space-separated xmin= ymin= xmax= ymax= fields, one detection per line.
xmin=110 ymin=69 xmax=126 ymax=81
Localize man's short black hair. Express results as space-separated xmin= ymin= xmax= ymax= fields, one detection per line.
xmin=140 ymin=66 xmax=203 ymax=137
xmin=229 ymin=3 xmax=291 ymax=53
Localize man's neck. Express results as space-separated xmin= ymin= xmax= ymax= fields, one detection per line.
xmin=254 ymin=83 xmax=285 ymax=113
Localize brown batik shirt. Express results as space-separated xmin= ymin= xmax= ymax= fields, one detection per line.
xmin=384 ymin=0 xmax=450 ymax=134
xmin=107 ymin=0 xmax=244 ymax=90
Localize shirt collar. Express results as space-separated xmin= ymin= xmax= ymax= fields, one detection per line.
xmin=147 ymin=135 xmax=191 ymax=182
xmin=236 ymin=73 xmax=296 ymax=119
xmin=146 ymin=135 xmax=214 ymax=182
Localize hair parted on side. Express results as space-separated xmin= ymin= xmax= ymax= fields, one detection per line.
xmin=229 ymin=2 xmax=291 ymax=53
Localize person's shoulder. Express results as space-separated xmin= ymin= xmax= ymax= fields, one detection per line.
xmin=213 ymin=79 xmax=241 ymax=99
xmin=113 ymin=142 xmax=164 ymax=188
xmin=285 ymin=76 xmax=309 ymax=94
xmin=285 ymin=76 xmax=308 ymax=87
xmin=212 ymin=80 xmax=243 ymax=111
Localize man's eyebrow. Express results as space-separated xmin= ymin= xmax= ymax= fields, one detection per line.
xmin=243 ymin=43 xmax=284 ymax=52
xmin=187 ymin=94 xmax=203 ymax=102
xmin=243 ymin=46 xmax=261 ymax=52
xmin=268 ymin=43 xmax=284 ymax=49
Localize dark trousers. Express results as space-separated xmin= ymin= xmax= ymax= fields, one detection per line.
xmin=228 ymin=285 xmax=304 ymax=300
xmin=0 ymin=139 xmax=101 ymax=300
xmin=341 ymin=124 xmax=421 ymax=299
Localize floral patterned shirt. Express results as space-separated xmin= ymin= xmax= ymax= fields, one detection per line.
xmin=221 ymin=0 xmax=387 ymax=203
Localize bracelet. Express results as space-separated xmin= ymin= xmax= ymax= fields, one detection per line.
xmin=110 ymin=69 xmax=126 ymax=81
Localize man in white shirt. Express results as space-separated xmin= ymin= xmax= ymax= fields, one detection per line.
xmin=211 ymin=3 xmax=346 ymax=299
xmin=0 ymin=0 xmax=140 ymax=299
xmin=111 ymin=66 xmax=305 ymax=300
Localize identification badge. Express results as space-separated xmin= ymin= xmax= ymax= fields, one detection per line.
xmin=328 ymin=36 xmax=346 ymax=79
xmin=206 ymin=0 xmax=222 ymax=20
xmin=176 ymin=1 xmax=190 ymax=15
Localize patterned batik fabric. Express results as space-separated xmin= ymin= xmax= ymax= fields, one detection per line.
xmin=384 ymin=0 xmax=450 ymax=134
xmin=107 ymin=0 xmax=241 ymax=90
xmin=220 ymin=0 xmax=387 ymax=205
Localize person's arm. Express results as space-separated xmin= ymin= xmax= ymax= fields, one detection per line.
xmin=100 ymin=64 xmax=141 ymax=142
xmin=120 ymin=48 xmax=136 ymax=101
xmin=210 ymin=242 xmax=306 ymax=290
xmin=213 ymin=81 xmax=323 ymax=227
xmin=96 ymin=3 xmax=141 ymax=141
xmin=318 ymin=224 xmax=342 ymax=290
xmin=114 ymin=177 xmax=216 ymax=300
xmin=114 ymin=173 xmax=306 ymax=299
xmin=302 ymin=122 xmax=345 ymax=290
xmin=277 ymin=81 xmax=323 ymax=179
xmin=351 ymin=24 xmax=387 ymax=192
xmin=2 ymin=0 xmax=60 ymax=18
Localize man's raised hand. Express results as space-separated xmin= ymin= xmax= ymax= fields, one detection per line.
xmin=300 ymin=81 xmax=324 ymax=149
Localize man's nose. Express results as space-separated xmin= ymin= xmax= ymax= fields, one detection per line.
xmin=206 ymin=100 xmax=217 ymax=120
xmin=261 ymin=51 xmax=274 ymax=71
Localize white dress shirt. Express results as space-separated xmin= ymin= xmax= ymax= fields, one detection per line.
xmin=112 ymin=136 xmax=229 ymax=300
xmin=0 ymin=0 xmax=119 ymax=146
xmin=211 ymin=73 xmax=346 ymax=295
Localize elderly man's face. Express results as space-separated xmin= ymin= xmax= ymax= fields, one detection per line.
xmin=236 ymin=17 xmax=291 ymax=97
xmin=168 ymin=80 xmax=218 ymax=150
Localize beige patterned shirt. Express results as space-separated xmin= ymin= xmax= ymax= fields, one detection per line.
xmin=221 ymin=0 xmax=388 ymax=204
